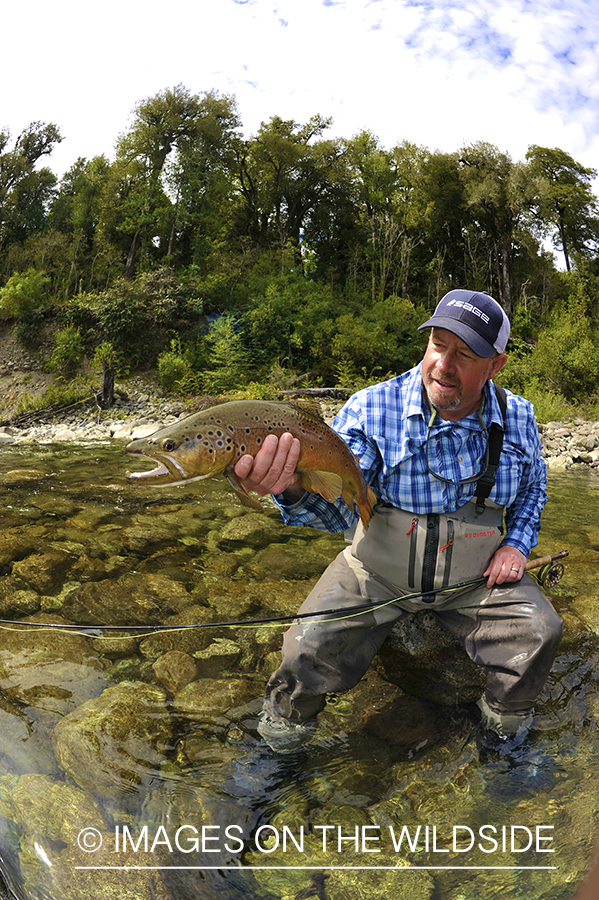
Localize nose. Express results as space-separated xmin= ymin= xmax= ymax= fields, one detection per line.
xmin=435 ymin=348 xmax=457 ymax=374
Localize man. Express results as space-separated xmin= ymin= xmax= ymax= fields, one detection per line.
xmin=234 ymin=289 xmax=563 ymax=754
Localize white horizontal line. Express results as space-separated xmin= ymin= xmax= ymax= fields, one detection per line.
xmin=75 ymin=865 xmax=557 ymax=871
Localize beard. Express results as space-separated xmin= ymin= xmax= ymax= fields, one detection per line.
xmin=423 ymin=370 xmax=463 ymax=412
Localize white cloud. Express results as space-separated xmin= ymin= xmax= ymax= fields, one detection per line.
xmin=1 ymin=0 xmax=598 ymax=183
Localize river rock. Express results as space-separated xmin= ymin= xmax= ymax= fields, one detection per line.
xmin=5 ymin=773 xmax=106 ymax=844
xmin=152 ymin=650 xmax=198 ymax=695
xmin=0 ymin=578 xmax=40 ymax=618
xmin=11 ymin=549 xmax=73 ymax=594
xmin=192 ymin=638 xmax=242 ymax=678
xmin=0 ymin=699 xmax=59 ymax=776
xmin=52 ymin=681 xmax=173 ymax=803
xmin=375 ymin=612 xmax=485 ymax=705
xmin=138 ymin=604 xmax=216 ymax=659
xmin=172 ymin=677 xmax=257 ymax=727
xmin=216 ymin=512 xmax=282 ymax=549
xmin=0 ymin=617 xmax=107 ymax=715
xmin=120 ymin=523 xmax=176 ymax=554
xmin=61 ymin=573 xmax=193 ymax=626
xmin=45 ymin=844 xmax=172 ymax=900
xmin=247 ymin=839 xmax=434 ymax=900
xmin=0 ymin=530 xmax=46 ymax=568
xmin=244 ymin=541 xmax=339 ymax=581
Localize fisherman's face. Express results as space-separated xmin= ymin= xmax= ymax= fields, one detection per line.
xmin=421 ymin=328 xmax=507 ymax=422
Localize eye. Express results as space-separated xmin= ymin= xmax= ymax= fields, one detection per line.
xmin=161 ymin=439 xmax=178 ymax=452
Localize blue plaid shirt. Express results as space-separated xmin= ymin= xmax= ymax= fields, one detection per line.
xmin=274 ymin=363 xmax=547 ymax=556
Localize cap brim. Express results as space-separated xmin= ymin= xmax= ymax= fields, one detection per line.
xmin=418 ymin=317 xmax=496 ymax=358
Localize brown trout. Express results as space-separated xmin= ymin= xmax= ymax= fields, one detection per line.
xmin=125 ymin=399 xmax=377 ymax=529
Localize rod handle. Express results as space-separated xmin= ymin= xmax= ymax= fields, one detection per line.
xmin=524 ymin=550 xmax=569 ymax=571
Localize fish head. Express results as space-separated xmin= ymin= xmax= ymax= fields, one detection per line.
xmin=125 ymin=417 xmax=234 ymax=486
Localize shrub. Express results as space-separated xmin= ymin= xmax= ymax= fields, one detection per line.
xmin=46 ymin=324 xmax=86 ymax=374
xmin=158 ymin=340 xmax=195 ymax=392
xmin=0 ymin=269 xmax=50 ymax=318
xmin=499 ymin=282 xmax=599 ymax=403
xmin=201 ymin=315 xmax=250 ymax=394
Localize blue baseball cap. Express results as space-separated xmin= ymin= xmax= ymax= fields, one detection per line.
xmin=418 ymin=289 xmax=510 ymax=358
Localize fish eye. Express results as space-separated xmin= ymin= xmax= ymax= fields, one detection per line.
xmin=161 ymin=439 xmax=178 ymax=452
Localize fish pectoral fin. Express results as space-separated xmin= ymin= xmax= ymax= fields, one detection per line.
xmin=300 ymin=469 xmax=344 ymax=503
xmin=224 ymin=467 xmax=264 ymax=511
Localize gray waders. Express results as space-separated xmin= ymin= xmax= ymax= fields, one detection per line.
xmin=258 ymin=501 xmax=563 ymax=753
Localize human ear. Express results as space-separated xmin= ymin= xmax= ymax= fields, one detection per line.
xmin=489 ymin=352 xmax=508 ymax=380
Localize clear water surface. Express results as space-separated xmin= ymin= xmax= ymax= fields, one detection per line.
xmin=0 ymin=441 xmax=597 ymax=900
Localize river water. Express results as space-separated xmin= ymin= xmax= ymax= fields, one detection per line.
xmin=0 ymin=441 xmax=598 ymax=900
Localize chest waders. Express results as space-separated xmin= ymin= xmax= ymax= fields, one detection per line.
xmin=258 ymin=386 xmax=563 ymax=752
xmin=348 ymin=384 xmax=508 ymax=603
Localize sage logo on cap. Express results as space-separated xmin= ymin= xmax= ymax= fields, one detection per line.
xmin=418 ymin=289 xmax=510 ymax=358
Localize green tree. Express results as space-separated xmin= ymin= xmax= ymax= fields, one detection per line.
xmin=233 ymin=115 xmax=345 ymax=269
xmin=49 ymin=155 xmax=113 ymax=295
xmin=0 ymin=121 xmax=62 ymax=267
xmin=109 ymin=85 xmax=239 ymax=278
xmin=163 ymin=90 xmax=240 ymax=270
xmin=458 ymin=142 xmax=539 ymax=317
xmin=526 ymin=145 xmax=599 ymax=272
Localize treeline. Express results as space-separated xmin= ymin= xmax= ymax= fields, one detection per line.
xmin=1 ymin=84 xmax=599 ymax=418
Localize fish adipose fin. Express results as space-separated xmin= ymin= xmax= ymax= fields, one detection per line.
xmin=300 ymin=469 xmax=344 ymax=503
xmin=225 ymin=468 xmax=264 ymax=511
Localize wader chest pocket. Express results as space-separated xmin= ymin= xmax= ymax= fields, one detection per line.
xmin=352 ymin=503 xmax=504 ymax=597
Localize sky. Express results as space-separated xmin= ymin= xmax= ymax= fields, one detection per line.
xmin=2 ymin=0 xmax=599 ymax=183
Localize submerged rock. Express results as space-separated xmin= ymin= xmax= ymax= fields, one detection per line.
xmin=246 ymin=840 xmax=434 ymax=900
xmin=0 ymin=530 xmax=47 ymax=568
xmin=6 ymin=773 xmax=106 ymax=844
xmin=52 ymin=681 xmax=173 ymax=803
xmin=12 ymin=549 xmax=73 ymax=594
xmin=216 ymin=512 xmax=282 ymax=548
xmin=152 ymin=650 xmax=198 ymax=695
xmin=375 ymin=611 xmax=485 ymax=705
xmin=0 ymin=579 xmax=40 ymax=618
xmin=0 ymin=618 xmax=107 ymax=715
xmin=0 ymin=699 xmax=59 ymax=776
xmin=138 ymin=604 xmax=216 ymax=659
xmin=193 ymin=638 xmax=242 ymax=678
xmin=245 ymin=541 xmax=340 ymax=581
xmin=32 ymin=836 xmax=172 ymax=900
xmin=61 ymin=572 xmax=193 ymax=626
xmin=173 ymin=677 xmax=257 ymax=729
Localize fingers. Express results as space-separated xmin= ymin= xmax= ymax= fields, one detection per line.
xmin=234 ymin=433 xmax=301 ymax=496
xmin=483 ymin=547 xmax=527 ymax=587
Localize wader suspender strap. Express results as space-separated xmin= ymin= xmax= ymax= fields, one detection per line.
xmin=474 ymin=384 xmax=507 ymax=514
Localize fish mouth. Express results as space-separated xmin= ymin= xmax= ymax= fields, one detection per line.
xmin=125 ymin=451 xmax=210 ymax=487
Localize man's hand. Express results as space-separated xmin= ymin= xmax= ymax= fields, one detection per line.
xmin=233 ymin=432 xmax=303 ymax=500
xmin=483 ymin=545 xmax=527 ymax=587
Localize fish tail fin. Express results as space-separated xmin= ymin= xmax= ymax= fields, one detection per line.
xmin=356 ymin=484 xmax=377 ymax=531
xmin=340 ymin=482 xmax=376 ymax=531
